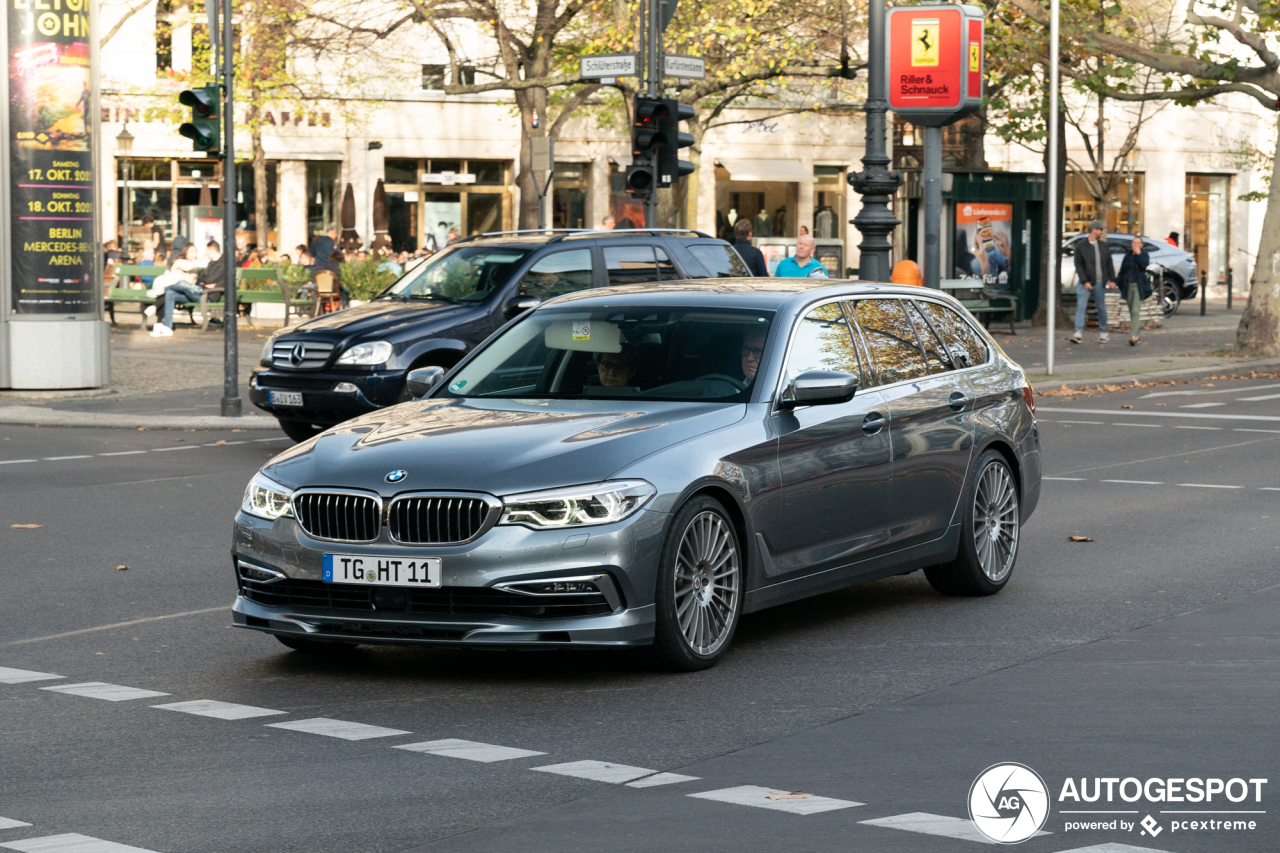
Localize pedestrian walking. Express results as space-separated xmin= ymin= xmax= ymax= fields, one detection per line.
xmin=600 ymin=215 xmax=615 ymax=230
xmin=1071 ymin=220 xmax=1116 ymax=344
xmin=774 ymin=235 xmax=828 ymax=278
xmin=732 ymin=219 xmax=768 ymax=277
xmin=1117 ymin=235 xmax=1151 ymax=347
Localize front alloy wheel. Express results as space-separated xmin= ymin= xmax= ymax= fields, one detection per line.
xmin=648 ymin=497 xmax=743 ymax=670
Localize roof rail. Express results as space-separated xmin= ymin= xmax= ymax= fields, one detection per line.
xmin=548 ymin=227 xmax=713 ymax=243
xmin=455 ymin=228 xmax=590 ymax=245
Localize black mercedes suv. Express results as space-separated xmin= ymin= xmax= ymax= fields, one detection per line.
xmin=250 ymin=229 xmax=750 ymax=440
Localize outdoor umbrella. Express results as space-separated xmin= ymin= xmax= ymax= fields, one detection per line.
xmin=339 ymin=183 xmax=360 ymax=251
xmin=371 ymin=179 xmax=392 ymax=254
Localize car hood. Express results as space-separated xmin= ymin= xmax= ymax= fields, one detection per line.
xmin=288 ymin=298 xmax=467 ymax=337
xmin=264 ymin=397 xmax=747 ymax=496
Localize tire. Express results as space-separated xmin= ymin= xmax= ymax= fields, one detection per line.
xmin=277 ymin=418 xmax=324 ymax=443
xmin=1158 ymin=277 xmax=1181 ymax=317
xmin=645 ymin=496 xmax=744 ymax=671
xmin=275 ymin=634 xmax=356 ymax=653
xmin=925 ymin=449 xmax=1021 ymax=597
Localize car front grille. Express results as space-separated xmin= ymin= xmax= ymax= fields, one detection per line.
xmin=388 ymin=495 xmax=495 ymax=544
xmin=271 ymin=340 xmax=336 ymax=370
xmin=239 ymin=577 xmax=614 ymax=619
xmin=293 ymin=491 xmax=381 ymax=542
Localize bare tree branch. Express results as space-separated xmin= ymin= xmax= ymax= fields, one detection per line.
xmin=101 ymin=0 xmax=152 ymax=48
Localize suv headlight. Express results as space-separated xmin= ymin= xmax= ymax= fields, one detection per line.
xmin=499 ymin=480 xmax=655 ymax=529
xmin=241 ymin=472 xmax=294 ymax=520
xmin=260 ymin=337 xmax=277 ymax=366
xmin=336 ymin=340 xmax=393 ymax=366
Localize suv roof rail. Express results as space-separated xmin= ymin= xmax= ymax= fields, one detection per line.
xmin=549 ymin=227 xmax=713 ymax=243
xmin=455 ymin=228 xmax=590 ymax=245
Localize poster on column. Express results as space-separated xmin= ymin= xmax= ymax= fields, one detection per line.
xmin=8 ymin=0 xmax=96 ymax=314
xmin=954 ymin=202 xmax=1012 ymax=293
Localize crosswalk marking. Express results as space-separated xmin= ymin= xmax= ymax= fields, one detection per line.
xmin=394 ymin=739 xmax=544 ymax=763
xmin=690 ymin=785 xmax=862 ymax=815
xmin=626 ymin=772 xmax=700 ymax=788
xmin=0 ymin=818 xmax=31 ymax=829
xmin=532 ymin=760 xmax=655 ymax=784
xmin=861 ymin=812 xmax=1000 ymax=843
xmin=0 ymin=667 xmax=63 ymax=684
xmin=266 ymin=717 xmax=410 ymax=740
xmin=1051 ymin=845 xmax=1172 ymax=853
xmin=39 ymin=682 xmax=169 ymax=702
xmin=0 ymin=834 xmax=160 ymax=853
xmin=152 ymin=699 xmax=286 ymax=720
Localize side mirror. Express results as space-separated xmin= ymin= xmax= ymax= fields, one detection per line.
xmin=504 ymin=294 xmax=541 ymax=319
xmin=780 ymin=370 xmax=857 ymax=409
xmin=405 ymin=365 xmax=445 ymax=399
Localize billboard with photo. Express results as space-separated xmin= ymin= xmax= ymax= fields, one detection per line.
xmin=954 ymin=202 xmax=1012 ymax=292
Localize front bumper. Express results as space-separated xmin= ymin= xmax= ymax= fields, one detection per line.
xmin=230 ymin=507 xmax=667 ymax=649
xmin=249 ymin=368 xmax=404 ymax=425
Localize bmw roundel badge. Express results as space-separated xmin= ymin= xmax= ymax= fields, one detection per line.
xmin=385 ymin=470 xmax=407 ymax=484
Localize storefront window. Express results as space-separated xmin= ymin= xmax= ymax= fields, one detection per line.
xmin=814 ymin=167 xmax=844 ymax=240
xmin=384 ymin=159 xmax=511 ymax=247
xmin=1062 ymin=172 xmax=1144 ymax=236
xmin=385 ymin=158 xmax=417 ymax=184
xmin=236 ymin=162 xmax=279 ymax=238
xmin=307 ymin=161 xmax=342 ymax=240
xmin=469 ymin=160 xmax=505 ymax=186
xmin=1186 ymin=174 xmax=1229 ymax=285
xmin=553 ymin=164 xmax=586 ymax=229
xmin=714 ymin=164 xmax=798 ymax=242
xmin=387 ymin=191 xmax=418 ymax=252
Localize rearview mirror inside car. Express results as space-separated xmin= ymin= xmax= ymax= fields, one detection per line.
xmin=780 ymin=370 xmax=858 ymax=409
xmin=406 ymin=366 xmax=446 ymax=399
xmin=504 ymin=295 xmax=542 ymax=318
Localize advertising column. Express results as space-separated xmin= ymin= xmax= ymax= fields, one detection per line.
xmin=0 ymin=0 xmax=109 ymax=389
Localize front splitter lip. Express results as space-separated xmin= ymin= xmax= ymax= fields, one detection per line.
xmin=231 ymin=595 xmax=656 ymax=649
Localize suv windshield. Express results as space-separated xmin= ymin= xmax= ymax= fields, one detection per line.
xmin=385 ymin=246 xmax=531 ymax=302
xmin=444 ymin=306 xmax=774 ymax=402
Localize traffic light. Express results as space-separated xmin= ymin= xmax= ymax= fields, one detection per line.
xmin=178 ymin=85 xmax=221 ymax=156
xmin=628 ymin=96 xmax=669 ymax=196
xmin=656 ymin=99 xmax=696 ymax=188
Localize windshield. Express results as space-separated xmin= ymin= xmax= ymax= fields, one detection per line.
xmin=444 ymin=306 xmax=774 ymax=402
xmin=385 ymin=246 xmax=531 ymax=302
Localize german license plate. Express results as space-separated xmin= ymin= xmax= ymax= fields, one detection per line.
xmin=323 ymin=554 xmax=442 ymax=588
xmin=269 ymin=390 xmax=303 ymax=406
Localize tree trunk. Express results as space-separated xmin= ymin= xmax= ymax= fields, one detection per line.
xmin=252 ymin=120 xmax=268 ymax=251
xmin=1236 ymin=118 xmax=1280 ymax=355
xmin=514 ymin=89 xmax=548 ymax=230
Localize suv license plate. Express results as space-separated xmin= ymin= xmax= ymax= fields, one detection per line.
xmin=269 ymin=391 xmax=303 ymax=406
xmin=323 ymin=555 xmax=442 ymax=588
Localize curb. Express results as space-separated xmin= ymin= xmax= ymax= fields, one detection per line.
xmin=1027 ymin=357 xmax=1280 ymax=392
xmin=0 ymin=405 xmax=281 ymax=431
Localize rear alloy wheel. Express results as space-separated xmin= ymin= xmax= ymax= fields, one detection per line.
xmin=275 ymin=635 xmax=356 ymax=654
xmin=925 ymin=450 xmax=1020 ymax=596
xmin=648 ymin=496 xmax=743 ymax=671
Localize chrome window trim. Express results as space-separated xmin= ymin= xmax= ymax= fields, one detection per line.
xmin=290 ymin=487 xmax=384 ymax=544
xmin=770 ymin=294 xmax=862 ymax=411
xmin=910 ymin=295 xmax=994 ymax=368
xmin=385 ymin=491 xmax=503 ymax=545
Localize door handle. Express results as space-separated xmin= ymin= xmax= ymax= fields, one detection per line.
xmin=862 ymin=412 xmax=886 ymax=434
xmin=949 ymin=392 xmax=969 ymax=411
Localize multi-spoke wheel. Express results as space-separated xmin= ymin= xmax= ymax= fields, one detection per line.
xmin=925 ymin=450 xmax=1021 ymax=596
xmin=648 ymin=496 xmax=743 ymax=670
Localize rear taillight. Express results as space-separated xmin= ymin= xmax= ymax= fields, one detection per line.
xmin=1022 ymin=383 xmax=1036 ymax=415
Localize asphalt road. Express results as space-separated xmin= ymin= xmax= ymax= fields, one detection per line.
xmin=1 ymin=375 xmax=1277 ymax=853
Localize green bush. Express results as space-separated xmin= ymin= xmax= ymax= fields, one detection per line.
xmin=339 ymin=258 xmax=398 ymax=301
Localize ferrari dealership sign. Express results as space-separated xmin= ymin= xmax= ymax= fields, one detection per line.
xmin=887 ymin=4 xmax=984 ymax=127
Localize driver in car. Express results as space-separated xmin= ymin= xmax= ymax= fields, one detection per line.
xmin=741 ymin=326 xmax=767 ymax=382
xmin=595 ymin=346 xmax=640 ymax=387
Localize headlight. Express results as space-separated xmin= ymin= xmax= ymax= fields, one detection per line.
xmin=336 ymin=341 xmax=393 ymax=366
xmin=241 ymin=472 xmax=294 ymax=520
xmin=499 ymin=480 xmax=655 ymax=529
xmin=260 ymin=338 xmax=276 ymax=366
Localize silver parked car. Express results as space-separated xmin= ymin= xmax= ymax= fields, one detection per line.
xmin=231 ymin=281 xmax=1042 ymax=670
xmin=1061 ymin=232 xmax=1198 ymax=313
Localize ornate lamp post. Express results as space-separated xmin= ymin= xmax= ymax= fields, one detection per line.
xmin=116 ymin=124 xmax=134 ymax=257
xmin=848 ymin=0 xmax=902 ymax=282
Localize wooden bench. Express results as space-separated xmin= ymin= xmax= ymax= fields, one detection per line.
xmin=939 ymin=279 xmax=1018 ymax=335
xmin=105 ymin=264 xmax=201 ymax=328
xmin=199 ymin=268 xmax=314 ymax=331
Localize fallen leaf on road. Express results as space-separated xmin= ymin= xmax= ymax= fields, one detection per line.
xmin=232 ymin=429 xmax=244 ymax=433
xmin=1067 ymin=535 xmax=1095 ymax=542
xmin=115 ymin=564 xmax=128 ymax=571
xmin=1154 ymin=403 xmax=1166 ymax=407
xmin=11 ymin=524 xmax=41 ymax=529
xmin=213 ymin=440 xmax=227 ymax=445
xmin=767 ymin=791 xmax=810 ymax=800
xmin=1121 ymin=405 xmax=1133 ymax=409
xmin=136 ymin=427 xmax=147 ymax=431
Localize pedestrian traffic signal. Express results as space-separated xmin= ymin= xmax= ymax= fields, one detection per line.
xmin=178 ymin=85 xmax=221 ymax=156
xmin=657 ymin=99 xmax=696 ymax=187
xmin=625 ymin=163 xmax=654 ymax=195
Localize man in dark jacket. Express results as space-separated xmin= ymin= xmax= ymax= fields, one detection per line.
xmin=1071 ymin=220 xmax=1117 ymax=343
xmin=733 ymin=218 xmax=768 ymax=277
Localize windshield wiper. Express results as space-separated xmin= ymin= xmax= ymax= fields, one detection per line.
xmin=406 ymin=292 xmax=460 ymax=303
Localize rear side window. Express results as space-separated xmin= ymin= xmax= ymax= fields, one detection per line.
xmin=849 ymin=299 xmax=928 ymax=385
xmin=688 ymin=243 xmax=750 ymax=278
xmin=903 ymin=300 xmax=951 ymax=374
xmin=605 ymin=246 xmax=660 ymax=286
xmin=654 ymin=247 xmax=678 ymax=280
xmin=916 ymin=300 xmax=989 ymax=368
xmin=517 ymin=249 xmax=594 ymax=299
xmin=786 ymin=303 xmax=861 ymax=385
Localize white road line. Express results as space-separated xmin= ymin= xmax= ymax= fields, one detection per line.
xmin=150 ymin=446 xmax=200 ymax=452
xmin=0 ymin=833 xmax=160 ymax=852
xmin=1043 ymin=476 xmax=1086 ymax=481
xmin=1259 ymin=487 xmax=1280 ymax=492
xmin=1144 ymin=382 xmax=1280 ymax=399
xmin=1234 ymin=428 xmax=1280 ymax=434
xmin=1179 ymin=483 xmax=1243 ymax=490
xmin=1181 ymin=402 xmax=1226 ymax=408
xmin=1238 ymin=393 xmax=1280 ymax=401
xmin=532 ymin=760 xmax=656 ymax=784
xmin=0 ymin=459 xmax=36 ymax=465
xmin=1175 ymin=425 xmax=1223 ymax=430
xmin=1056 ymin=420 xmax=1104 ymax=425
xmin=627 ymin=772 xmax=701 ymax=788
xmin=266 ymin=717 xmax=410 ymax=740
xmin=1113 ymin=423 xmax=1161 ymax=428
xmin=394 ymin=739 xmax=545 ymax=763
xmin=152 ymin=699 xmax=286 ymax=720
xmin=689 ymin=785 xmax=862 ymax=815
xmin=1051 ymin=845 xmax=1172 ymax=853
xmin=42 ymin=455 xmax=92 ymax=461
xmin=254 ymin=437 xmax=289 ymax=443
xmin=98 ymin=450 xmax=148 ymax=456
xmin=0 ymin=818 xmax=31 ymax=829
xmin=1102 ymin=480 xmax=1163 ymax=485
xmin=0 ymin=666 xmax=64 ymax=684
xmin=40 ymin=682 xmax=169 ymax=702
xmin=1039 ymin=406 xmax=1280 ymax=423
